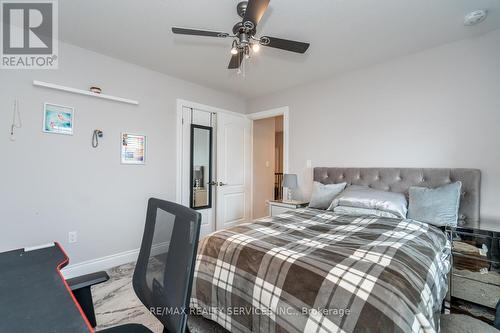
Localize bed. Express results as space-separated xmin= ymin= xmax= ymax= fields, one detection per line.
xmin=190 ymin=168 xmax=481 ymax=333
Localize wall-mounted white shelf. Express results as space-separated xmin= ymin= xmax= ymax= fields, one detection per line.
xmin=33 ymin=80 xmax=139 ymax=105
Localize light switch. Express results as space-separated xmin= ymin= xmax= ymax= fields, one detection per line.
xmin=265 ymin=161 xmax=270 ymax=168
xmin=306 ymin=160 xmax=312 ymax=168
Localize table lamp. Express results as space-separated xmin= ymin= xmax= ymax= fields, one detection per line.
xmin=283 ymin=173 xmax=298 ymax=202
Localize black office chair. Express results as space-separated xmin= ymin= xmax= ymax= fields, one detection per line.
xmin=100 ymin=198 xmax=201 ymax=333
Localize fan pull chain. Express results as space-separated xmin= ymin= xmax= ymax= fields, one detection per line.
xmin=238 ymin=54 xmax=246 ymax=77
xmin=243 ymin=55 xmax=246 ymax=77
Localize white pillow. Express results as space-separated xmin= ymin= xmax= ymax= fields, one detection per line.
xmin=308 ymin=181 xmax=347 ymax=210
xmin=328 ymin=185 xmax=408 ymax=219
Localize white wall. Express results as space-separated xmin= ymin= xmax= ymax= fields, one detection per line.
xmin=0 ymin=41 xmax=245 ymax=272
xmin=248 ymin=29 xmax=500 ymax=219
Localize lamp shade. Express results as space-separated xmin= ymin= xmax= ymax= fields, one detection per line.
xmin=283 ymin=174 xmax=298 ymax=189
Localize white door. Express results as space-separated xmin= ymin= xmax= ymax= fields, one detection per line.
xmin=181 ymin=107 xmax=215 ymax=237
xmin=215 ymin=112 xmax=251 ymax=229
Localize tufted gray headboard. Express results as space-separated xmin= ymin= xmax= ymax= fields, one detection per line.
xmin=313 ymin=167 xmax=481 ymax=222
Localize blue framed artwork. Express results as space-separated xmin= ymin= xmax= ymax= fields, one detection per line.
xmin=43 ymin=103 xmax=74 ymax=135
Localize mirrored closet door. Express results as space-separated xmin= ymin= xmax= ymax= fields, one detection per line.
xmin=179 ymin=104 xmax=251 ymax=237
xmin=180 ymin=107 xmax=217 ymax=237
xmin=190 ymin=124 xmax=213 ymax=210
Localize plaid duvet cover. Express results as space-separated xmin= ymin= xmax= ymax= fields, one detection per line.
xmin=190 ymin=208 xmax=451 ymax=333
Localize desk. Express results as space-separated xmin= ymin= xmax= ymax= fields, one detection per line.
xmin=0 ymin=242 xmax=93 ymax=332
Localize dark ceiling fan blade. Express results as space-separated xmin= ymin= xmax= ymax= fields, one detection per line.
xmin=243 ymin=0 xmax=270 ymax=29
xmin=228 ymin=50 xmax=243 ymax=69
xmin=171 ymin=27 xmax=229 ymax=38
xmin=260 ymin=36 xmax=310 ymax=53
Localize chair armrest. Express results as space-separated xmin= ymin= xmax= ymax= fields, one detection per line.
xmin=66 ymin=271 xmax=109 ymax=291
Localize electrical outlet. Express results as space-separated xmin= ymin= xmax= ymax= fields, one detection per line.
xmin=68 ymin=231 xmax=77 ymax=244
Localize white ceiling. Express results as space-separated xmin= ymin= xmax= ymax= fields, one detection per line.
xmin=59 ymin=0 xmax=500 ymax=99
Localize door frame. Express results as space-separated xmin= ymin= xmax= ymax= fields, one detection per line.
xmin=247 ymin=106 xmax=290 ymax=219
xmin=175 ymin=99 xmax=247 ymax=204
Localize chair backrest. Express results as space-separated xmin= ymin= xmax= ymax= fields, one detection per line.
xmin=133 ymin=198 xmax=201 ymax=333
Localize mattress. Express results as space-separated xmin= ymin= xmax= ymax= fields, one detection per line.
xmin=190 ymin=208 xmax=451 ymax=333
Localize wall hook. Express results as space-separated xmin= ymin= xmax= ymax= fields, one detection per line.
xmin=92 ymin=129 xmax=103 ymax=148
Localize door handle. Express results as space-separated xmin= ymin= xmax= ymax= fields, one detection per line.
xmin=207 ymin=181 xmax=227 ymax=186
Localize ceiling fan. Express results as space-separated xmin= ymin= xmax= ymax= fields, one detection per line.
xmin=171 ymin=0 xmax=310 ymax=70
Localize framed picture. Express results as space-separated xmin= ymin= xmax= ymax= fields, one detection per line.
xmin=43 ymin=103 xmax=74 ymax=135
xmin=121 ymin=133 xmax=146 ymax=165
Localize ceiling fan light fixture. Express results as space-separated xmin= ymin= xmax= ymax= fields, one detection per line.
xmin=171 ymin=0 xmax=310 ymax=71
xmin=230 ymin=40 xmax=239 ymax=55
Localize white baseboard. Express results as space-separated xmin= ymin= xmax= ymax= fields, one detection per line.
xmin=61 ymin=248 xmax=139 ymax=279
xmin=61 ymin=241 xmax=170 ymax=279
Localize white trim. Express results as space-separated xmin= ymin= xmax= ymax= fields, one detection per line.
xmin=246 ymin=106 xmax=289 ymax=173
xmin=247 ymin=106 xmax=290 ymax=219
xmin=176 ymin=101 xmax=184 ymax=204
xmin=61 ymin=241 xmax=170 ymax=279
xmin=61 ymin=248 xmax=139 ymax=279
xmin=246 ymin=106 xmax=289 ymax=121
xmin=283 ymin=110 xmax=290 ymax=174
xmin=177 ymin=99 xmax=246 ymax=119
xmin=33 ymin=80 xmax=139 ymax=105
xmin=249 ymin=120 xmax=255 ymax=220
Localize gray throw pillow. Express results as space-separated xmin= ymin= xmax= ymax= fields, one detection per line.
xmin=308 ymin=181 xmax=347 ymax=210
xmin=328 ymin=185 xmax=408 ymax=219
xmin=408 ymin=182 xmax=462 ymax=227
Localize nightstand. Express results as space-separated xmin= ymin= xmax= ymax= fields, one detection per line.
xmin=446 ymin=219 xmax=500 ymax=324
xmin=267 ymin=200 xmax=309 ymax=217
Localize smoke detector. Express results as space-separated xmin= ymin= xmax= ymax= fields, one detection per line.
xmin=464 ymin=10 xmax=488 ymax=26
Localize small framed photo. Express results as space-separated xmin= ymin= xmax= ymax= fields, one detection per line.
xmin=121 ymin=133 xmax=146 ymax=165
xmin=43 ymin=103 xmax=74 ymax=135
